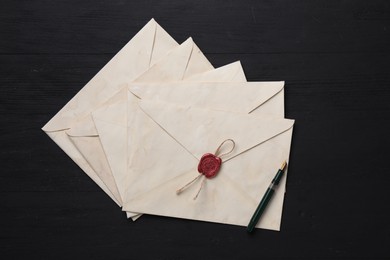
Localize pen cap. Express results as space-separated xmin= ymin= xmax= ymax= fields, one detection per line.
xmin=272 ymin=161 xmax=287 ymax=185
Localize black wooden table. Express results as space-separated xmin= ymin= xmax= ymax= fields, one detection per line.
xmin=1 ymin=1 xmax=389 ymax=259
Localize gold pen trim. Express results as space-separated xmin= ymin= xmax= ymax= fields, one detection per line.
xmin=280 ymin=161 xmax=287 ymax=171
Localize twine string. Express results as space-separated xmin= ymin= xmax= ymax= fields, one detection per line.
xmin=176 ymin=174 xmax=202 ymax=195
xmin=193 ymin=176 xmax=207 ymax=200
xmin=214 ymin=139 xmax=235 ymax=157
xmin=176 ymin=139 xmax=235 ymax=200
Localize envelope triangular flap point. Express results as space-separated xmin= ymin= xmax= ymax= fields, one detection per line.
xmin=182 ymin=40 xmax=214 ymax=79
xmin=138 ymin=100 xmax=294 ymax=162
xmin=150 ymin=19 xmax=180 ymax=65
xmin=185 ymin=61 xmax=246 ymax=82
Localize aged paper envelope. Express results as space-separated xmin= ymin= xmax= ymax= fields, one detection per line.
xmin=42 ymin=19 xmax=178 ymax=204
xmin=123 ymin=100 xmax=293 ymax=230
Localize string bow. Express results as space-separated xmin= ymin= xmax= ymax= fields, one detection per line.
xmin=176 ymin=139 xmax=235 ymax=200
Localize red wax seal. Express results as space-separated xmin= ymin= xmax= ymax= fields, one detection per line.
xmin=198 ymin=153 xmax=222 ymax=178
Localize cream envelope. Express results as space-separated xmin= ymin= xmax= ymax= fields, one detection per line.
xmin=65 ymin=37 xmax=214 ymax=206
xmin=117 ymin=81 xmax=285 ymax=220
xmin=122 ymin=100 xmax=294 ymax=231
xmin=123 ymin=82 xmax=285 ymax=202
xmin=89 ymin=61 xmax=247 ymax=218
xmin=42 ymin=19 xmax=178 ymax=205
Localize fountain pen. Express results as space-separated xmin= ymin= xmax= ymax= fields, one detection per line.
xmin=247 ymin=161 xmax=287 ymax=232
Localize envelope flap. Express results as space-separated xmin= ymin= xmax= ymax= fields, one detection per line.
xmin=139 ymin=100 xmax=294 ymax=161
xmin=134 ymin=37 xmax=214 ymax=83
xmin=182 ymin=40 xmax=214 ymax=78
xmin=150 ymin=19 xmax=180 ymax=64
xmin=129 ymin=81 xmax=284 ymax=114
xmin=42 ymin=19 xmax=177 ymax=132
xmin=185 ymin=61 xmax=246 ymax=82
xmin=66 ymin=115 xmax=99 ymax=137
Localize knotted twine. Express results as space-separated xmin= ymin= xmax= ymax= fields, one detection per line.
xmin=176 ymin=139 xmax=235 ymax=200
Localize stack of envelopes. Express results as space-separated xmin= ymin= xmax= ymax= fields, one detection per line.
xmin=42 ymin=19 xmax=294 ymax=231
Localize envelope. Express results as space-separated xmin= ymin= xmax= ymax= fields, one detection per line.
xmin=122 ymin=81 xmax=285 ymax=202
xmin=88 ymin=61 xmax=248 ymax=218
xmin=42 ymin=19 xmax=178 ymax=205
xmin=65 ymin=36 xmax=215 ymax=206
xmin=114 ymin=81 xmax=285 ymax=220
xmin=122 ymin=100 xmax=294 ymax=231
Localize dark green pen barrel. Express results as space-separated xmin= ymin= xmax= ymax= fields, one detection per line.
xmin=272 ymin=169 xmax=284 ymax=185
xmin=247 ymin=188 xmax=275 ymax=232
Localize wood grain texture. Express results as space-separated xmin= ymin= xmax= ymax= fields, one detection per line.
xmin=1 ymin=0 xmax=390 ymax=259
